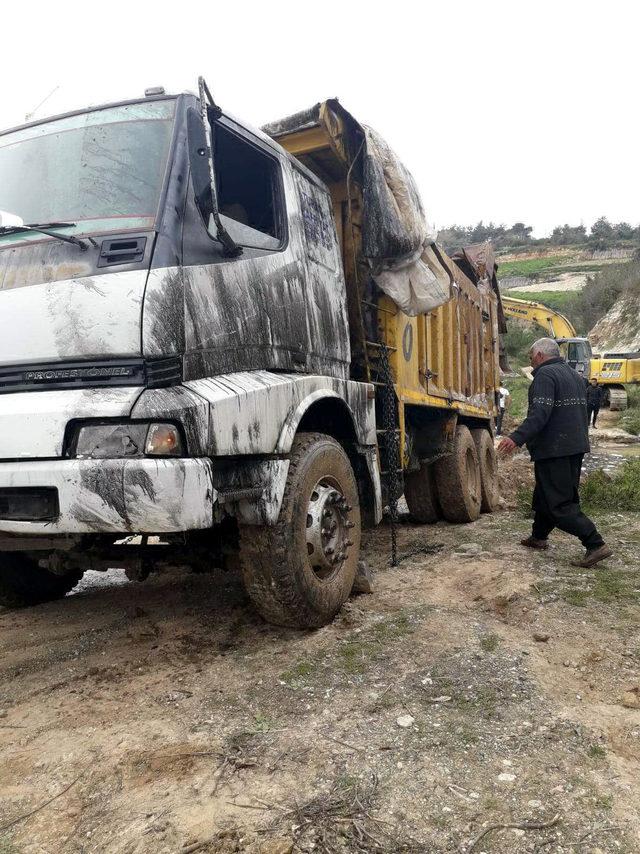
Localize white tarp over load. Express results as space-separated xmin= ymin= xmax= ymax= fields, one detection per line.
xmin=263 ymin=100 xmax=452 ymax=316
xmin=360 ymin=126 xmax=451 ymax=315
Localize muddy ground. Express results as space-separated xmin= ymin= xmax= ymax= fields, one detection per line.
xmin=1 ymin=442 xmax=639 ymax=854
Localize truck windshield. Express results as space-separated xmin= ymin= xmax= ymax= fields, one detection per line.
xmin=0 ymin=100 xmax=175 ymax=240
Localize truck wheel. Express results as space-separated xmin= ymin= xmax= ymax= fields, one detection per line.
xmin=471 ymin=428 xmax=500 ymax=513
xmin=0 ymin=554 xmax=82 ymax=608
xmin=404 ymin=462 xmax=441 ymax=523
xmin=239 ymin=432 xmax=360 ymax=628
xmin=434 ymin=425 xmax=481 ymax=523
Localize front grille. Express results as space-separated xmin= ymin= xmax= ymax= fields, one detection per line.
xmin=0 ymin=357 xmax=183 ymax=394
xmin=0 ymin=359 xmax=145 ymax=394
xmin=0 ymin=487 xmax=59 ymax=521
xmin=146 ymin=356 xmax=183 ymax=387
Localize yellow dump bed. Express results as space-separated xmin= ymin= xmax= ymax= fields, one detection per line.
xmin=265 ymin=101 xmax=500 ymax=432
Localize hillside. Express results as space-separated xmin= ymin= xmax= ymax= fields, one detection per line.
xmin=496 ymin=246 xmax=633 ymax=293
xmin=589 ymin=292 xmax=640 ymax=353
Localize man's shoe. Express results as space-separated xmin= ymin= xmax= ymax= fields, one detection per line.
xmin=571 ymin=544 xmax=613 ymax=568
xmin=521 ymin=536 xmax=549 ymax=550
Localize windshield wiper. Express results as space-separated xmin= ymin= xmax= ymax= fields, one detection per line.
xmin=0 ymin=221 xmax=95 ymax=251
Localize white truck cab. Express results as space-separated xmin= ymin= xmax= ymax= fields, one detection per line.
xmin=0 ymin=86 xmax=381 ymax=625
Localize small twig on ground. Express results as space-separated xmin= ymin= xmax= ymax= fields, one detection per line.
xmin=572 ymin=825 xmax=622 ymax=847
xmin=320 ymin=733 xmax=365 ymax=752
xmin=467 ymin=814 xmax=561 ymax=853
xmin=210 ymin=757 xmax=231 ymax=796
xmin=0 ymin=772 xmax=84 ymax=833
xmin=180 ymin=838 xmax=216 ymax=854
xmin=225 ymin=800 xmax=273 ymax=811
xmin=161 ymin=751 xmax=220 ymax=759
xmin=448 ymin=784 xmax=472 ymax=802
xmin=533 ymin=837 xmax=556 ymax=853
xmin=241 ymin=727 xmax=290 ymax=735
xmin=142 ymin=809 xmax=170 ymax=836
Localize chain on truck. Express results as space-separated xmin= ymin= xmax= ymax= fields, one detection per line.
xmin=0 ymin=81 xmax=503 ymax=627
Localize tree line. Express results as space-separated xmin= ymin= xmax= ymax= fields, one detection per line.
xmin=438 ymin=218 xmax=640 ymax=251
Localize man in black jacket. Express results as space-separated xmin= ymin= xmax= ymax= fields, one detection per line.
xmin=499 ymin=338 xmax=612 ymax=568
xmin=586 ymin=379 xmax=604 ymax=427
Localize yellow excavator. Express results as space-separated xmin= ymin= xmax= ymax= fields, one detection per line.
xmin=501 ymin=295 xmax=640 ymax=410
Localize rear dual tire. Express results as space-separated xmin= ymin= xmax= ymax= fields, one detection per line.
xmin=404 ymin=425 xmax=498 ymax=524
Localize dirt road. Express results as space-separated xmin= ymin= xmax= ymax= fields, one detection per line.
xmin=1 ymin=452 xmax=639 ymax=853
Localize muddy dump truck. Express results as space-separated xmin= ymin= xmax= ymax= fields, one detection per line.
xmin=0 ymin=82 xmax=500 ymax=627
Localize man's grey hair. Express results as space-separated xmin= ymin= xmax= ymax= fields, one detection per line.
xmin=530 ymin=337 xmax=560 ymax=358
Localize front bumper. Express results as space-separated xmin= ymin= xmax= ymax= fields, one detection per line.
xmin=0 ymin=458 xmax=215 ymax=535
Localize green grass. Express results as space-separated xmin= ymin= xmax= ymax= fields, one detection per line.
xmin=626 ymin=385 xmax=640 ymax=408
xmin=587 ymin=744 xmax=607 ymax=760
xmin=371 ymin=613 xmax=413 ymax=641
xmin=549 ymin=262 xmax=606 ymax=273
xmin=517 ymin=460 xmax=640 ymax=517
xmin=620 ymin=410 xmax=640 ymax=436
xmin=516 ymin=486 xmax=534 ymax=518
xmin=503 ymin=376 xmax=530 ymax=421
xmin=595 ymin=793 xmax=614 ymax=811
xmin=498 ymin=256 xmax=566 ymax=278
xmin=508 ymin=289 xmax=580 ymax=316
xmin=549 ymin=567 xmax=640 ymax=609
xmin=620 ymin=384 xmax=640 ymax=435
xmin=338 ymin=640 xmax=369 ymax=674
xmin=252 ymin=712 xmax=277 ymax=732
xmin=281 ymin=612 xmax=420 ymax=687
xmin=280 ymin=659 xmax=317 ymax=686
xmin=480 ymin=633 xmax=500 ymax=652
xmin=581 ymin=460 xmax=640 ymax=512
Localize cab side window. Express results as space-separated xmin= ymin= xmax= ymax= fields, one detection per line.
xmin=213 ymin=123 xmax=284 ymax=250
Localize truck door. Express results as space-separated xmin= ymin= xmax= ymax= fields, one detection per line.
xmin=180 ymin=115 xmax=312 ymax=378
xmin=291 ymin=169 xmax=350 ymax=378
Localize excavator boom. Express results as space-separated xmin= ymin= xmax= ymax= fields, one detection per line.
xmin=501 ymin=294 xmax=634 ymax=410
xmin=501 ymin=296 xmax=577 ymax=339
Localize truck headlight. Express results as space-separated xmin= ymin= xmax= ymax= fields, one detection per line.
xmin=145 ymin=423 xmax=182 ymax=456
xmin=74 ymin=423 xmax=183 ymax=458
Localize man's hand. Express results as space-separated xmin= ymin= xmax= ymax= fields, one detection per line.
xmin=498 ymin=437 xmax=517 ymax=456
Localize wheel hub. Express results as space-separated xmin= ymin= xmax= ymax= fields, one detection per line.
xmin=305 ymin=481 xmax=354 ymax=579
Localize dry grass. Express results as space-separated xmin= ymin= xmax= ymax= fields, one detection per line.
xmin=267 ymin=774 xmax=423 ymax=853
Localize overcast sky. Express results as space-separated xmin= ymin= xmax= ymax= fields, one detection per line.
xmin=2 ymin=0 xmax=637 ymax=237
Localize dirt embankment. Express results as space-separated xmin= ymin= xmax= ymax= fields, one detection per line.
xmin=589 ymin=292 xmax=640 ymax=353
xmin=1 ymin=451 xmax=639 ymax=853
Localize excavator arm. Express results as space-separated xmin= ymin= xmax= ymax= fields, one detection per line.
xmin=501 ymin=294 xmax=593 ymax=378
xmin=501 ymin=294 xmax=632 ymax=409
xmin=501 ymin=296 xmax=577 ymax=340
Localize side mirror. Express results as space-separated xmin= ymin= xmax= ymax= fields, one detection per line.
xmin=0 ymin=210 xmax=24 ymax=228
xmin=186 ymin=107 xmax=213 ymax=222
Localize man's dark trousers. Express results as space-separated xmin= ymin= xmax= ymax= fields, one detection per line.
xmin=587 ymin=405 xmax=600 ymax=426
xmin=532 ymin=454 xmax=604 ymax=548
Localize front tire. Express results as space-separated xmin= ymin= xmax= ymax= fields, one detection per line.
xmin=0 ymin=554 xmax=82 ymax=608
xmin=239 ymin=432 xmax=361 ymax=628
